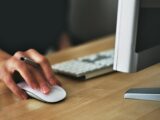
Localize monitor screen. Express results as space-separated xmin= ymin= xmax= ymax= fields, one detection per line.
xmin=113 ymin=0 xmax=160 ymax=73
xmin=136 ymin=0 xmax=160 ymax=52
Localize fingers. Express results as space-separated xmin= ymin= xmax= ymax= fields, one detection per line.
xmin=31 ymin=69 xmax=50 ymax=94
xmin=0 ymin=49 xmax=60 ymax=99
xmin=14 ymin=49 xmax=60 ymax=93
xmin=14 ymin=51 xmax=27 ymax=59
xmin=14 ymin=50 xmax=58 ymax=94
xmin=0 ymin=67 xmax=28 ymax=99
xmin=26 ymin=49 xmax=61 ymax=86
xmin=6 ymin=56 xmax=39 ymax=89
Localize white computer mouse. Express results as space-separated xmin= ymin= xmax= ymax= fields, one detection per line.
xmin=17 ymin=82 xmax=67 ymax=103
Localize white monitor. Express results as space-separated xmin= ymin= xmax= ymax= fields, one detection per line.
xmin=113 ymin=0 xmax=160 ymax=101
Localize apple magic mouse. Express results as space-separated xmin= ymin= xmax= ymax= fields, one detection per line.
xmin=17 ymin=82 xmax=66 ymax=103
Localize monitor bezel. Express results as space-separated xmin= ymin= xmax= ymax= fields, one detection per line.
xmin=113 ymin=0 xmax=160 ymax=73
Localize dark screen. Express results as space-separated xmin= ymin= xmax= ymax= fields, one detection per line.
xmin=136 ymin=7 xmax=160 ymax=52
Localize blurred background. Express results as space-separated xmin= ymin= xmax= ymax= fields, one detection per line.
xmin=0 ymin=0 xmax=118 ymax=54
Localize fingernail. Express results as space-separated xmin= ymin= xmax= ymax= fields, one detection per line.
xmin=41 ymin=85 xmax=50 ymax=94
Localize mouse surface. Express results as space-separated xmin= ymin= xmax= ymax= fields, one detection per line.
xmin=17 ymin=82 xmax=66 ymax=103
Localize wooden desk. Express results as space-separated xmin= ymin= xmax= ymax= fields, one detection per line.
xmin=0 ymin=36 xmax=160 ymax=120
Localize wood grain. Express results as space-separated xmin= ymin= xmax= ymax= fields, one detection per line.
xmin=0 ymin=35 xmax=160 ymax=120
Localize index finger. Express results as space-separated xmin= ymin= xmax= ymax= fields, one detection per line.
xmin=26 ymin=49 xmax=61 ymax=86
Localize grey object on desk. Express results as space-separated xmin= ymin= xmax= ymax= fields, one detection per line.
xmin=124 ymin=88 xmax=160 ymax=101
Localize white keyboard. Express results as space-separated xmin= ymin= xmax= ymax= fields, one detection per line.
xmin=52 ymin=49 xmax=114 ymax=79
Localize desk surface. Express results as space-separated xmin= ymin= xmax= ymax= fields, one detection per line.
xmin=0 ymin=36 xmax=160 ymax=120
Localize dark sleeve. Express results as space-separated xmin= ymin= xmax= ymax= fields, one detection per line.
xmin=0 ymin=0 xmax=68 ymax=54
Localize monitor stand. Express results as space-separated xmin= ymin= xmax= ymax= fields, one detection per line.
xmin=124 ymin=88 xmax=160 ymax=101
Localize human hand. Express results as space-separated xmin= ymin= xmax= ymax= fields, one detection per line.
xmin=0 ymin=49 xmax=60 ymax=99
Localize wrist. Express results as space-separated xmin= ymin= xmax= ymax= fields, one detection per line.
xmin=0 ymin=50 xmax=11 ymax=67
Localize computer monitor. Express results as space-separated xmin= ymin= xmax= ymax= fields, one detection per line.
xmin=113 ymin=0 xmax=160 ymax=101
